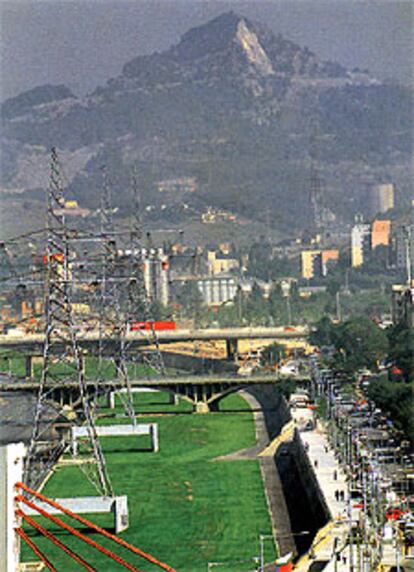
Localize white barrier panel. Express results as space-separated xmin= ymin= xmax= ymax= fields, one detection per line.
xmin=71 ymin=423 xmax=159 ymax=455
xmin=25 ymin=496 xmax=129 ymax=533
xmin=0 ymin=442 xmax=26 ymax=572
xmin=108 ymin=387 xmax=177 ymax=408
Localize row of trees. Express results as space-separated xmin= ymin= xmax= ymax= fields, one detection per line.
xmin=170 ymin=280 xmax=330 ymax=327
xmin=310 ymin=316 xmax=413 ymax=381
xmin=311 ymin=316 xmax=413 ymax=441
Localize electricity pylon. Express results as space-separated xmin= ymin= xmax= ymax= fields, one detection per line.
xmin=125 ymin=170 xmax=166 ymax=377
xmin=23 ymin=148 xmax=113 ymax=496
xmin=92 ymin=165 xmax=137 ymax=423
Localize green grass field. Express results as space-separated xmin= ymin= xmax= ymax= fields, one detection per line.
xmin=21 ymin=392 xmax=277 ymax=571
xmin=0 ymin=355 xmax=163 ymax=381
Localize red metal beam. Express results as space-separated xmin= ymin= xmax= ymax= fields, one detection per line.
xmin=16 ymin=527 xmax=57 ymax=572
xmin=18 ymin=508 xmax=97 ymax=571
xmin=16 ymin=495 xmax=139 ymax=572
xmin=16 ymin=482 xmax=176 ymax=572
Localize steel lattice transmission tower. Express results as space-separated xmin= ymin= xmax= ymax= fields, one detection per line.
xmin=308 ymin=120 xmax=326 ymax=230
xmin=23 ymin=148 xmax=113 ymax=496
xmin=125 ymin=171 xmax=166 ymax=377
xmin=92 ymin=166 xmax=138 ymax=423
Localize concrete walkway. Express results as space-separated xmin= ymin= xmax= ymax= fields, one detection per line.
xmin=291 ymin=408 xmax=350 ymax=571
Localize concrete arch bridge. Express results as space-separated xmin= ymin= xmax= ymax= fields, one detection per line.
xmin=0 ymin=373 xmax=309 ymax=413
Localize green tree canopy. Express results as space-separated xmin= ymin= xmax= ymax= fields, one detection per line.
xmin=368 ymin=377 xmax=414 ymax=442
xmin=387 ymin=323 xmax=414 ymax=382
xmin=261 ymin=342 xmax=286 ymax=366
xmin=309 ymin=316 xmax=338 ymax=347
xmin=334 ymin=317 xmax=389 ymax=372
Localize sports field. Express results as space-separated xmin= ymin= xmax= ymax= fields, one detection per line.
xmin=21 ymin=392 xmax=277 ymax=571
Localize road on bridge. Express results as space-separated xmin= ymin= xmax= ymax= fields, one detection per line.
xmin=0 ymin=326 xmax=309 ymax=354
xmin=0 ymin=373 xmax=305 ymax=392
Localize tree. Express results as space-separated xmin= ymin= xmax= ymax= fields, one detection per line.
xmin=150 ymin=300 xmax=174 ymax=320
xmin=245 ymin=283 xmax=268 ymax=325
xmin=309 ymin=316 xmax=338 ymax=347
xmin=268 ymin=286 xmax=286 ymax=324
xmin=334 ymin=317 xmax=389 ymax=372
xmin=261 ymin=342 xmax=286 ymax=366
xmin=368 ymin=377 xmax=414 ymax=442
xmin=387 ymin=323 xmax=414 ymax=382
xmin=275 ymin=378 xmax=297 ymax=400
xmin=177 ymin=281 xmax=203 ymax=319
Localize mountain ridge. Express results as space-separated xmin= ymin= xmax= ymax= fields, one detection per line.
xmin=1 ymin=12 xmax=412 ymax=237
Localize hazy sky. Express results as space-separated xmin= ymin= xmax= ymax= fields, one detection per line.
xmin=1 ymin=0 xmax=413 ymax=101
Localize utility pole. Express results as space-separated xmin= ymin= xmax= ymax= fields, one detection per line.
xmin=403 ymin=225 xmax=412 ymax=286
xmin=24 ymin=148 xmax=113 ymax=496
xmin=348 ymin=480 xmax=355 ymax=572
xmin=336 ymin=291 xmax=341 ymax=322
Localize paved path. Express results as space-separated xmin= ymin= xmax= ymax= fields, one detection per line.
xmin=214 ymin=391 xmax=269 ymax=461
xmin=215 ymin=391 xmax=297 ymax=561
xmin=291 ymin=408 xmax=350 ymax=571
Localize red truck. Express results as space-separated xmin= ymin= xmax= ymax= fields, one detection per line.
xmin=130 ymin=321 xmax=176 ymax=332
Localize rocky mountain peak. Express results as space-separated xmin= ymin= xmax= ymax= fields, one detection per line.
xmin=172 ymin=11 xmax=243 ymax=62
xmin=235 ymin=19 xmax=275 ymax=76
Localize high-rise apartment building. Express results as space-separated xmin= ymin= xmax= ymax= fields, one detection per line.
xmin=370 ymin=184 xmax=394 ymax=216
xmin=301 ymin=250 xmax=322 ymax=279
xmin=371 ymin=219 xmax=391 ymax=249
xmin=351 ymin=223 xmax=371 ymax=267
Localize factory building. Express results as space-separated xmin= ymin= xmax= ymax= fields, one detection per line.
xmin=142 ymin=248 xmax=170 ymax=306
xmin=196 ymin=275 xmax=238 ymax=306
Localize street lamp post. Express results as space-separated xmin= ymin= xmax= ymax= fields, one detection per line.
xmin=259 ymin=531 xmax=310 ymax=572
xmin=259 ymin=534 xmax=274 ymax=572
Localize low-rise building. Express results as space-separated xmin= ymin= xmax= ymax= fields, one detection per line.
xmin=321 ymin=250 xmax=339 ymax=276
xmin=201 ymin=207 xmax=237 ymax=224
xmin=206 ymin=250 xmax=239 ymax=275
xmin=157 ymin=177 xmax=197 ymax=193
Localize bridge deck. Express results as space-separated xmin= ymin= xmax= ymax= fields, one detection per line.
xmin=0 ymin=326 xmax=308 ymax=353
xmin=0 ymin=374 xmax=299 ymax=391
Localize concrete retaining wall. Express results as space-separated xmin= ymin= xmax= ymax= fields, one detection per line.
xmin=246 ymin=386 xmax=330 ymax=558
xmin=161 ymin=351 xmax=237 ymax=374
xmin=247 ymin=385 xmax=291 ymax=440
xmin=276 ymin=432 xmax=330 ymax=555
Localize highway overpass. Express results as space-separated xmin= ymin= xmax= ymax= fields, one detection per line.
xmin=0 ymin=326 xmax=309 ymax=356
